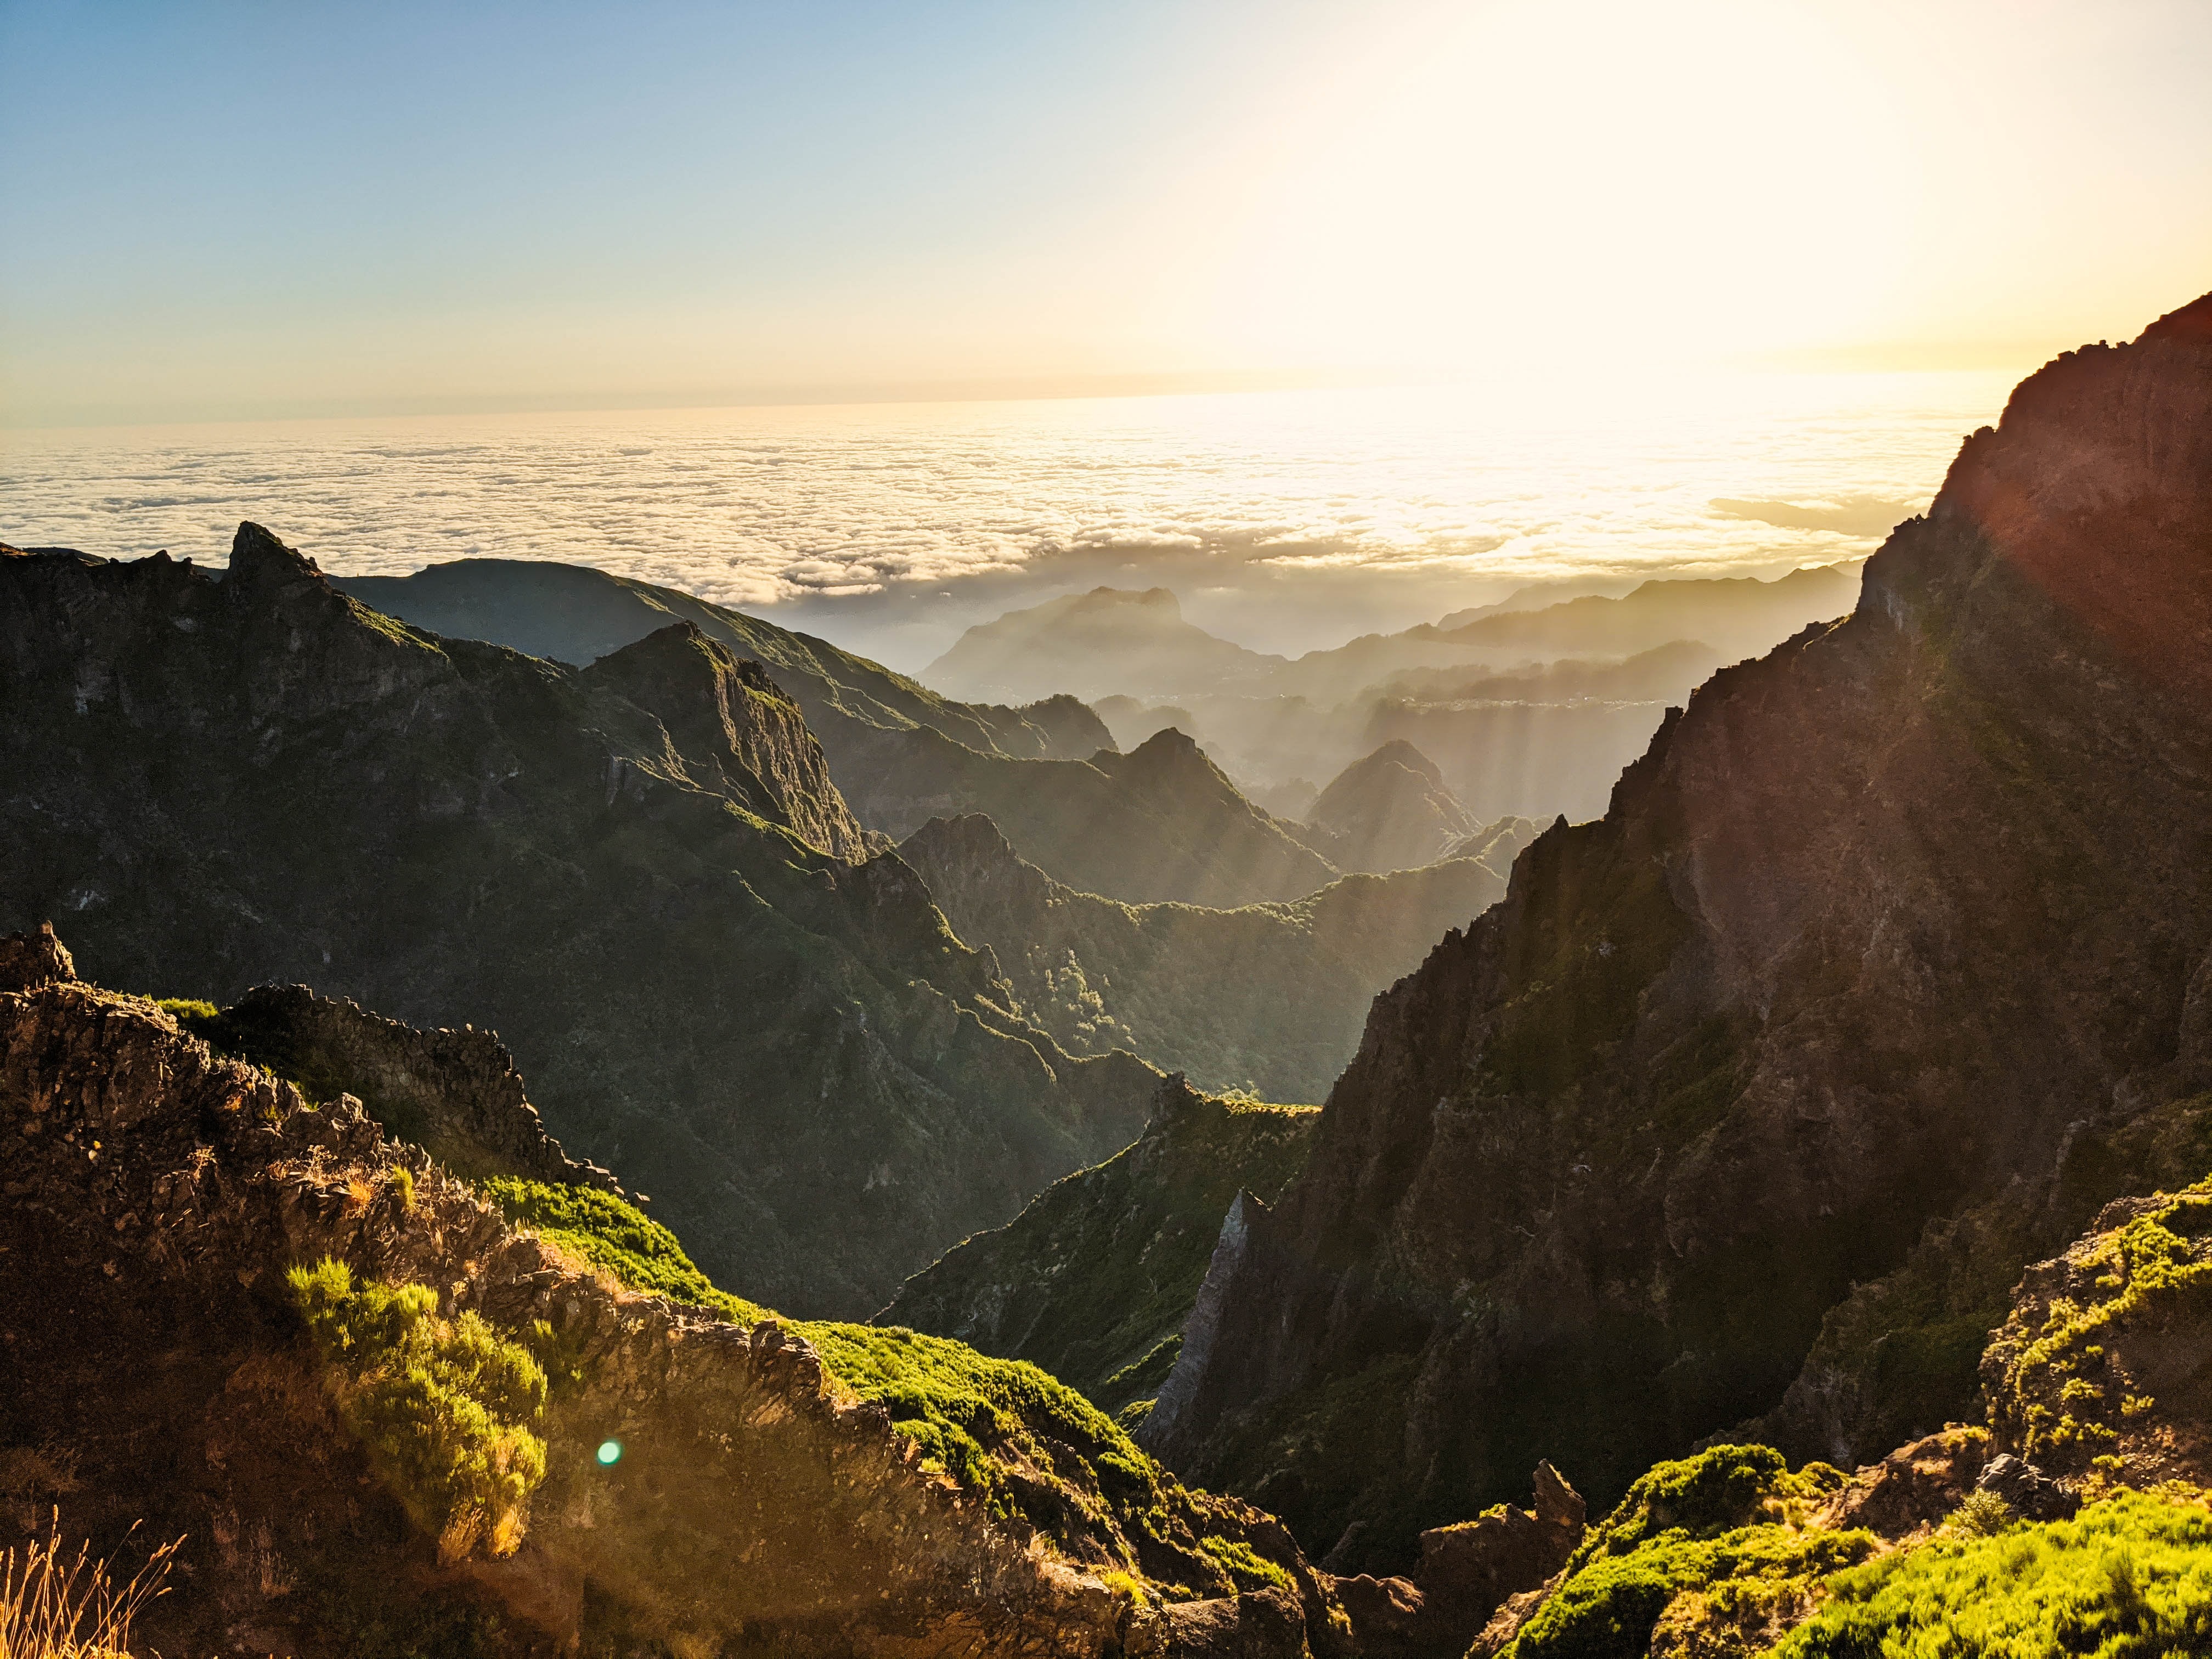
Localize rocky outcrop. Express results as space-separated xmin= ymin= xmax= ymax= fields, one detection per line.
xmin=1331 ymin=1464 xmax=1584 ymax=1659
xmin=184 ymin=980 xmax=620 ymax=1191
xmin=0 ymin=524 xmax=1155 ymax=1316
xmin=1305 ymin=742 xmax=1480 ymax=874
xmin=884 ymin=1077 xmax=1320 ymax=1412
xmin=0 ymin=944 xmax=1340 ymax=1658
xmin=1981 ymin=1175 xmax=2212 ymax=1491
xmin=1138 ymin=294 xmax=2212 ymax=1570
xmin=901 ymin=813 xmax=1523 ymax=1100
xmin=577 ymin=620 xmax=874 ymax=860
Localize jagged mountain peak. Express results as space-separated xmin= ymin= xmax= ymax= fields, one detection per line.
xmin=225 ymin=517 xmax=324 ymax=588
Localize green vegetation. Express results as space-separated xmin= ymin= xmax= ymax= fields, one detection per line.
xmin=1198 ymin=1534 xmax=1294 ymax=1593
xmin=1504 ymin=1447 xmax=1869 ymax=1659
xmin=477 ymin=1177 xmax=769 ymax=1325
xmin=1776 ymin=1490 xmax=2212 ymax=1657
xmin=796 ymin=1321 xmax=1161 ymax=1537
xmin=287 ymin=1258 xmax=548 ymax=1561
xmin=1987 ymin=1178 xmax=2212 ymax=1469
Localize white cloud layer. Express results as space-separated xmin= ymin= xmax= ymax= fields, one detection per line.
xmin=1 ymin=371 xmax=2010 ymax=669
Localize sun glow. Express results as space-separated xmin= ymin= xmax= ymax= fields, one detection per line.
xmin=1166 ymin=0 xmax=1916 ymax=379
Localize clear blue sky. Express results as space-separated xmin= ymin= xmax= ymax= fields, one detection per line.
xmin=5 ymin=0 xmax=2210 ymax=424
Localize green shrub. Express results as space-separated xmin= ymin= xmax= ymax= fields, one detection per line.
xmin=477 ymin=1177 xmax=768 ymax=1325
xmin=1199 ymin=1534 xmax=1294 ymax=1593
xmin=1776 ymin=1490 xmax=2212 ymax=1657
xmin=1504 ymin=1447 xmax=1872 ymax=1659
xmin=287 ymin=1257 xmax=548 ymax=1561
xmin=156 ymin=996 xmax=220 ymax=1030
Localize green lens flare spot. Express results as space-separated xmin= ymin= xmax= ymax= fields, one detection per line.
xmin=596 ymin=1440 xmax=623 ymax=1466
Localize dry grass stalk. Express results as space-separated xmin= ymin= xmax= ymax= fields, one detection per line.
xmin=0 ymin=1513 xmax=180 ymax=1659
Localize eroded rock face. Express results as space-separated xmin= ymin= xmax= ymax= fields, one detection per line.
xmin=1331 ymin=1463 xmax=1585 ymax=1659
xmin=0 ymin=945 xmax=1339 ymax=1659
xmin=0 ymin=526 xmax=1155 ymax=1315
xmin=193 ymin=980 xmax=620 ymax=1190
xmin=884 ymin=1076 xmax=1319 ymax=1411
xmin=1141 ymin=294 xmax=2212 ymax=1569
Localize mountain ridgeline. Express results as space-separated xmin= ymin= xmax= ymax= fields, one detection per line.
xmin=901 ymin=811 xmax=1537 ymax=1102
xmin=0 ymin=529 xmax=1158 ymax=1317
xmin=342 ymin=559 xmax=1339 ymax=909
xmin=1136 ymin=293 xmax=2212 ymax=1569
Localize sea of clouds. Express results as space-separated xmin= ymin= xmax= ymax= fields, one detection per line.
xmin=1 ymin=370 xmax=2013 ymax=672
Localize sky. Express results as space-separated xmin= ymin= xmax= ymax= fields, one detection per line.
xmin=2 ymin=0 xmax=2209 ymax=427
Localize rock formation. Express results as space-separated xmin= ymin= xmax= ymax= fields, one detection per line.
xmin=0 ymin=525 xmax=1156 ymax=1316
xmin=901 ymin=812 xmax=1530 ymax=1100
xmin=1138 ymin=294 xmax=2212 ymax=1571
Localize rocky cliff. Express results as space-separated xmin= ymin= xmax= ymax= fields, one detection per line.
xmin=1137 ymin=294 xmax=2212 ymax=1571
xmin=0 ymin=525 xmax=1156 ymax=1316
xmin=0 ymin=934 xmax=1357 ymax=1658
xmin=902 ymin=813 xmax=1530 ymax=1101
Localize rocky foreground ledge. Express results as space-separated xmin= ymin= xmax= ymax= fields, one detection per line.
xmin=0 ymin=925 xmax=1587 ymax=1658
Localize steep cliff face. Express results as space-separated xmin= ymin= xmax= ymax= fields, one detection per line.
xmin=1306 ymin=743 xmax=1481 ymax=874
xmin=902 ymin=814 xmax=1523 ymax=1100
xmin=0 ymin=941 xmax=1347 ymax=1659
xmin=885 ymin=1079 xmax=1321 ymax=1414
xmin=0 ymin=525 xmax=1154 ymax=1316
xmin=1139 ymin=295 xmax=2212 ymax=1570
xmin=577 ymin=620 xmax=875 ymax=861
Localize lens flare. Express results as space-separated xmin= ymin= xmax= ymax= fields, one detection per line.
xmin=596 ymin=1440 xmax=623 ymax=1466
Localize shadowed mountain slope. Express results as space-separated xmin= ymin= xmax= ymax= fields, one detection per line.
xmin=1137 ymin=295 xmax=2212 ymax=1571
xmin=885 ymin=1079 xmax=1321 ymax=1417
xmin=0 ymin=525 xmax=1157 ymax=1317
xmin=859 ymin=726 xmax=1342 ymax=907
xmin=901 ymin=812 xmax=1533 ymax=1101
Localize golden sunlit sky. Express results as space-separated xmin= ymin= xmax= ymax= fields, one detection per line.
xmin=3 ymin=0 xmax=2209 ymax=426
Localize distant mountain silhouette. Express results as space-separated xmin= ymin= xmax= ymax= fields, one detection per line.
xmin=925 ymin=585 xmax=1284 ymax=703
